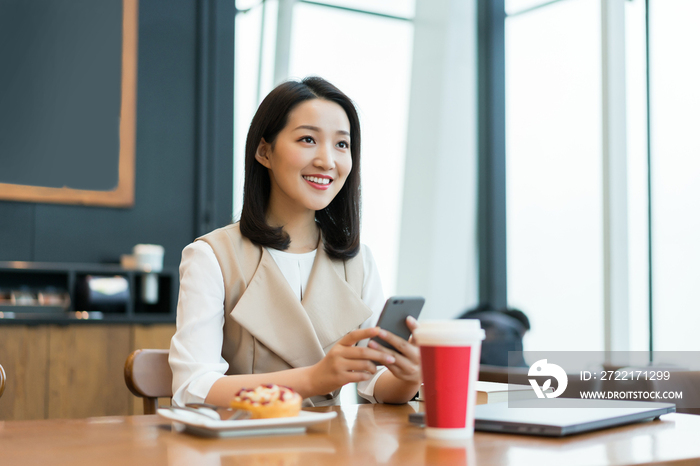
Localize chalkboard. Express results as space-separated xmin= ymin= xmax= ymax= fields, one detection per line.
xmin=0 ymin=0 xmax=137 ymax=207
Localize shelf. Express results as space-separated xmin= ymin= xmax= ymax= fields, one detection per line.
xmin=0 ymin=261 xmax=178 ymax=324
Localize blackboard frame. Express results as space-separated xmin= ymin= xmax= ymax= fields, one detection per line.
xmin=0 ymin=0 xmax=137 ymax=208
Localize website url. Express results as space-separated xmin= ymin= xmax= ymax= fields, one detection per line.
xmin=580 ymin=391 xmax=682 ymax=400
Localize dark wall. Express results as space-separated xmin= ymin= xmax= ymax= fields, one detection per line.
xmin=0 ymin=0 xmax=234 ymax=268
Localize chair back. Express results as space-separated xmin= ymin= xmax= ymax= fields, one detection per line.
xmin=0 ymin=363 xmax=5 ymax=399
xmin=124 ymin=349 xmax=173 ymax=414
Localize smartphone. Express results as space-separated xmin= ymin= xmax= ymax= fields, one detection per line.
xmin=370 ymin=296 xmax=425 ymax=353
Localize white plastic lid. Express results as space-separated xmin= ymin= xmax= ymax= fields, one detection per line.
xmin=414 ymin=319 xmax=485 ymax=346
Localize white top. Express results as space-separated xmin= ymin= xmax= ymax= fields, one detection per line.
xmin=264 ymin=247 xmax=317 ymax=300
xmin=170 ymin=241 xmax=387 ymax=406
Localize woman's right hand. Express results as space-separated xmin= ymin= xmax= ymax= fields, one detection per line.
xmin=308 ymin=327 xmax=396 ymax=396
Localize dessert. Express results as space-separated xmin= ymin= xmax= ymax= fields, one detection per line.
xmin=229 ymin=384 xmax=302 ymax=419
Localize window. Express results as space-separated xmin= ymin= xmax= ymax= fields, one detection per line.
xmin=648 ymin=1 xmax=700 ymax=351
xmin=503 ymin=0 xmax=700 ymax=353
xmin=505 ymin=0 xmax=604 ymax=351
xmin=233 ymin=0 xmax=414 ymax=297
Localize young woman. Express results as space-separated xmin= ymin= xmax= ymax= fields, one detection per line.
xmin=169 ymin=77 xmax=421 ymax=407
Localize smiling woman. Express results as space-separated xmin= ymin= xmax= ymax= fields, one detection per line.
xmin=253 ymin=99 xmax=353 ymax=252
xmin=240 ymin=77 xmax=362 ymax=259
xmin=169 ymin=77 xmax=422 ymax=411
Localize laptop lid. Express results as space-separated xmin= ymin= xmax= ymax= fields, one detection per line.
xmin=474 ymin=399 xmax=675 ymax=437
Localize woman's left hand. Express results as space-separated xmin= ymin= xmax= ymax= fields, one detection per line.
xmin=368 ymin=316 xmax=422 ymax=384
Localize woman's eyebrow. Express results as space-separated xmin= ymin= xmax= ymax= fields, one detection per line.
xmin=294 ymin=125 xmax=320 ymax=132
xmin=293 ymin=125 xmax=350 ymax=137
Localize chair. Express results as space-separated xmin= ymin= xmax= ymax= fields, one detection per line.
xmin=0 ymin=363 xmax=5 ymax=399
xmin=124 ymin=349 xmax=173 ymax=414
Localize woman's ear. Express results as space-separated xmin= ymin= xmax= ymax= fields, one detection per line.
xmin=255 ymin=139 xmax=272 ymax=168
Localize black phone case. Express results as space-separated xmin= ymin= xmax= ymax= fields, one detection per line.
xmin=371 ymin=296 xmax=425 ymax=353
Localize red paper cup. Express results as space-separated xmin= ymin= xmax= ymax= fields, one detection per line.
xmin=414 ymin=320 xmax=485 ymax=439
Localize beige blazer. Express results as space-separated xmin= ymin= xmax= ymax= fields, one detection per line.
xmin=197 ymin=223 xmax=373 ymax=406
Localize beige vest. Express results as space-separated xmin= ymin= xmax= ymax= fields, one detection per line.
xmin=197 ymin=223 xmax=372 ymax=406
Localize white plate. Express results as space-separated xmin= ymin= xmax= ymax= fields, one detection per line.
xmin=158 ymin=408 xmax=337 ymax=438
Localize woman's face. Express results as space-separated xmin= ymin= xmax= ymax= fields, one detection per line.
xmin=256 ymin=98 xmax=353 ymax=213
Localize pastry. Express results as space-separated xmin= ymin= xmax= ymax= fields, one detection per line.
xmin=229 ymin=384 xmax=302 ymax=419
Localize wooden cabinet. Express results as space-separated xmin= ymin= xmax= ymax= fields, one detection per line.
xmin=0 ymin=323 xmax=175 ymax=420
xmin=0 ymin=326 xmax=48 ymax=420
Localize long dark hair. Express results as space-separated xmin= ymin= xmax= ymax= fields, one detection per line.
xmin=239 ymin=77 xmax=362 ymax=260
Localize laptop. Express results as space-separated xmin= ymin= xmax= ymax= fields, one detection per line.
xmin=474 ymin=398 xmax=675 ymax=437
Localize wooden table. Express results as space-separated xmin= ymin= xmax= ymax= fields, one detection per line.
xmin=2 ymin=403 xmax=700 ymax=465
